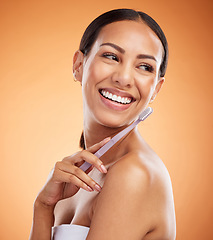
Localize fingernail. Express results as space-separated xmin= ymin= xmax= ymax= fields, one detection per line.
xmin=102 ymin=137 xmax=111 ymax=143
xmin=100 ymin=164 xmax=107 ymax=173
xmin=94 ymin=184 xmax=102 ymax=192
xmin=87 ymin=186 xmax=94 ymax=192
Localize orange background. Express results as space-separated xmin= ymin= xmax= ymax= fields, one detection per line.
xmin=1 ymin=0 xmax=213 ymax=239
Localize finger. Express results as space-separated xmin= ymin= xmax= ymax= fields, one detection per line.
xmin=54 ymin=169 xmax=94 ymax=192
xmin=76 ymin=162 xmax=94 ymax=174
xmin=87 ymin=137 xmax=111 ymax=154
xmin=56 ymin=162 xmax=102 ymax=192
xmin=78 ymin=150 xmax=107 ymax=173
xmin=64 ymin=150 xmax=107 ymax=174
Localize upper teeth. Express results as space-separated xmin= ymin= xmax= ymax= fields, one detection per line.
xmin=101 ymin=90 xmax=132 ymax=104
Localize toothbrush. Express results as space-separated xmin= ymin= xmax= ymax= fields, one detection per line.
xmin=80 ymin=107 xmax=153 ymax=172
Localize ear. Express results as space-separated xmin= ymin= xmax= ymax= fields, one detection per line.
xmin=73 ymin=50 xmax=84 ymax=83
xmin=149 ymin=77 xmax=165 ymax=104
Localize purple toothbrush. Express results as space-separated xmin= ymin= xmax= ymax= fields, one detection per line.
xmin=80 ymin=107 xmax=153 ymax=172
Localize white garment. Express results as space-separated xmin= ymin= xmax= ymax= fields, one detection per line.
xmin=52 ymin=224 xmax=89 ymax=240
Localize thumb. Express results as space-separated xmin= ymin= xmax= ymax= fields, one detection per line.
xmin=87 ymin=137 xmax=111 ymax=154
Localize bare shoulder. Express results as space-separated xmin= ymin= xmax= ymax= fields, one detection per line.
xmin=107 ymin=150 xmax=174 ymax=199
xmin=88 ymin=150 xmax=176 ymax=240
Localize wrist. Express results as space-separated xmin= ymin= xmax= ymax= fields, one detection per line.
xmin=30 ymin=198 xmax=54 ymax=240
xmin=34 ymin=197 xmax=55 ymax=213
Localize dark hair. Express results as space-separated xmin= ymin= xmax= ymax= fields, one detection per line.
xmin=80 ymin=131 xmax=86 ymax=150
xmin=79 ymin=8 xmax=168 ymax=149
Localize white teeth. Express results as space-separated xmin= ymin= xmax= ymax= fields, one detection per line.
xmin=112 ymin=95 xmax=117 ymax=101
xmin=101 ymin=90 xmax=132 ymax=104
xmin=126 ymin=98 xmax=131 ymax=104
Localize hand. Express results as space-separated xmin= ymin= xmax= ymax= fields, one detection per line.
xmin=36 ymin=138 xmax=110 ymax=207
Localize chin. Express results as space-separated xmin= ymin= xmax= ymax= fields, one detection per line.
xmin=94 ymin=111 xmax=135 ymax=129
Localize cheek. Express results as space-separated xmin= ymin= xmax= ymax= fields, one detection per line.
xmin=83 ymin=60 xmax=113 ymax=86
xmin=136 ymin=76 xmax=157 ymax=99
xmin=81 ymin=61 xmax=113 ymax=106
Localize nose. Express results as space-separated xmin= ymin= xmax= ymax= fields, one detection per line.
xmin=111 ymin=62 xmax=134 ymax=88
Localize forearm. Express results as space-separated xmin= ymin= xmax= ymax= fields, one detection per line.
xmin=29 ymin=199 xmax=55 ymax=240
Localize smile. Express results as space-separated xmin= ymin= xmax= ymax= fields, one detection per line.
xmin=100 ymin=89 xmax=133 ymax=105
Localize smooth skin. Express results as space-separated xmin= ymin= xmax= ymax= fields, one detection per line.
xmin=30 ymin=20 xmax=176 ymax=240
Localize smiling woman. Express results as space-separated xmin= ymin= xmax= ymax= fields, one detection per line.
xmin=76 ymin=20 xmax=164 ymax=129
xmin=29 ymin=8 xmax=176 ymax=240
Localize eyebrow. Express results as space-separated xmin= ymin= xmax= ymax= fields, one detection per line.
xmin=100 ymin=42 xmax=125 ymax=54
xmin=137 ymin=54 xmax=156 ymax=62
xmin=100 ymin=42 xmax=156 ymax=62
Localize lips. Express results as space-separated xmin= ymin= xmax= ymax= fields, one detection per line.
xmin=99 ymin=88 xmax=135 ymax=105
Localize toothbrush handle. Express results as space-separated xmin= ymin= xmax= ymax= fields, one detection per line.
xmin=79 ymin=139 xmax=117 ymax=172
xmin=80 ymin=120 xmax=139 ymax=172
xmin=79 ymin=161 xmax=92 ymax=172
xmin=80 ymin=107 xmax=153 ymax=172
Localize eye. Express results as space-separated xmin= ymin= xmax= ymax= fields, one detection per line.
xmin=138 ymin=63 xmax=154 ymax=73
xmin=102 ymin=52 xmax=119 ymax=62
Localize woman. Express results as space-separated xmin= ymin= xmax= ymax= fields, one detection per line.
xmin=30 ymin=9 xmax=176 ymax=240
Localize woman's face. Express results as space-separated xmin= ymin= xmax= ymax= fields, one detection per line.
xmin=74 ymin=20 xmax=164 ymax=128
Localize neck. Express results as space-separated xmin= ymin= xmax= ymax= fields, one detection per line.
xmin=83 ymin=118 xmax=140 ymax=165
xmin=83 ymin=121 xmax=128 ymax=148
